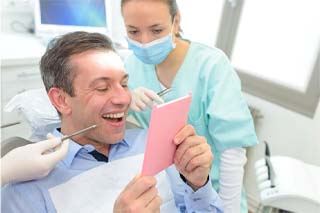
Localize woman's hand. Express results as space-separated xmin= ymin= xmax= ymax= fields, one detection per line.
xmin=1 ymin=134 xmax=69 ymax=186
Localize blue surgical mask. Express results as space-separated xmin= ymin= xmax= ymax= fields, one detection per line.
xmin=126 ymin=26 xmax=176 ymax=64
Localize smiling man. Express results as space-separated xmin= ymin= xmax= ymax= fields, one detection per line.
xmin=1 ymin=32 xmax=223 ymax=213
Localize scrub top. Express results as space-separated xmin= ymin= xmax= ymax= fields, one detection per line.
xmin=125 ymin=41 xmax=259 ymax=212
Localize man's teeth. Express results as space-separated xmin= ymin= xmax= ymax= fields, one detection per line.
xmin=102 ymin=112 xmax=124 ymax=119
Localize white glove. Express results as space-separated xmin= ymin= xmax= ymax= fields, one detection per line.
xmin=1 ymin=134 xmax=69 ymax=186
xmin=130 ymin=87 xmax=164 ymax=112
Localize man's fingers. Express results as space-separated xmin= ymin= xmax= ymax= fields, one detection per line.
xmin=137 ymin=186 xmax=159 ymax=208
xmin=173 ymin=125 xmax=196 ymax=145
xmin=185 ymin=150 xmax=213 ymax=172
xmin=124 ymin=176 xmax=157 ymax=200
xmin=176 ymin=143 xmax=208 ymax=171
xmin=123 ymin=174 xmax=141 ymax=191
xmin=146 ymin=195 xmax=162 ymax=212
xmin=174 ymin=135 xmax=202 ymax=163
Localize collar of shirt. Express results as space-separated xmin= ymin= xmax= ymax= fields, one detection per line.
xmin=52 ymin=128 xmax=130 ymax=167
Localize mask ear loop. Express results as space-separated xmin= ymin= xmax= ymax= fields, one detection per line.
xmin=171 ymin=16 xmax=177 ymax=48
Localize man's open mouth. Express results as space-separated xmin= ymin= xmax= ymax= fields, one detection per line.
xmin=102 ymin=112 xmax=125 ymax=122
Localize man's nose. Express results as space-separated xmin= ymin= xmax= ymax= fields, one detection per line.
xmin=110 ymin=87 xmax=130 ymax=105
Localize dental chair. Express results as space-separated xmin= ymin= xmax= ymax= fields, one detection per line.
xmin=255 ymin=142 xmax=320 ymax=213
xmin=1 ymin=137 xmax=32 ymax=157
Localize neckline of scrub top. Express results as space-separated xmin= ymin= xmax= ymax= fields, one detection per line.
xmin=146 ymin=41 xmax=196 ymax=94
xmin=170 ymin=41 xmax=196 ymax=87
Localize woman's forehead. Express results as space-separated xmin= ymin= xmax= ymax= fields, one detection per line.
xmin=122 ymin=1 xmax=171 ymax=23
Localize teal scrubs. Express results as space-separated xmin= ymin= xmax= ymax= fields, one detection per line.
xmin=125 ymin=42 xmax=258 ymax=212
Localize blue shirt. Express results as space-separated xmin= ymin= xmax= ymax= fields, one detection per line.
xmin=2 ymin=129 xmax=223 ymax=213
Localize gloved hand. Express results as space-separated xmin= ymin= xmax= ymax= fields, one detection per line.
xmin=1 ymin=134 xmax=69 ymax=186
xmin=130 ymin=87 xmax=164 ymax=112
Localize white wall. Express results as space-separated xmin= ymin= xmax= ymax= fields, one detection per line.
xmin=243 ymin=92 xmax=320 ymax=210
xmin=1 ymin=0 xmax=33 ymax=33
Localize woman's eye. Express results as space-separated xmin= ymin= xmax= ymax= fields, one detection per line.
xmin=152 ymin=29 xmax=163 ymax=34
xmin=122 ymin=84 xmax=128 ymax=88
xmin=128 ymin=30 xmax=138 ymax=35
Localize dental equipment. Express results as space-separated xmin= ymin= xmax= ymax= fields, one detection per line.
xmin=61 ymin=124 xmax=100 ymax=141
xmin=255 ymin=142 xmax=320 ymax=213
xmin=157 ymin=88 xmax=172 ymax=97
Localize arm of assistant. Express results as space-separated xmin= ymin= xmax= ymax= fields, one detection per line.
xmin=206 ymin=54 xmax=258 ymax=211
xmin=219 ymin=148 xmax=247 ymax=213
xmin=167 ymin=125 xmax=224 ymax=213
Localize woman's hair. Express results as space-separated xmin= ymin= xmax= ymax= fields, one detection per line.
xmin=121 ymin=0 xmax=183 ymax=37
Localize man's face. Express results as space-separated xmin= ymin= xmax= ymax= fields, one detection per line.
xmin=65 ymin=50 xmax=131 ymax=146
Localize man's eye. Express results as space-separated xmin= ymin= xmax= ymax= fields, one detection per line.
xmin=96 ymin=87 xmax=108 ymax=92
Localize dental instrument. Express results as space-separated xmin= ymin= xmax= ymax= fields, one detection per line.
xmin=61 ymin=124 xmax=100 ymax=141
xmin=157 ymin=88 xmax=172 ymax=97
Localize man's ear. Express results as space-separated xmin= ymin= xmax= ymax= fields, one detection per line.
xmin=48 ymin=87 xmax=72 ymax=116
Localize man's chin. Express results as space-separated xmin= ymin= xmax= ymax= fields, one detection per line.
xmin=105 ymin=131 xmax=126 ymax=145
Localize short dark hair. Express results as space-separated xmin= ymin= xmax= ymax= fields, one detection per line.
xmin=40 ymin=31 xmax=115 ymax=96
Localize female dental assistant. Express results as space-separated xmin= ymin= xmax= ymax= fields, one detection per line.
xmin=121 ymin=0 xmax=258 ymax=212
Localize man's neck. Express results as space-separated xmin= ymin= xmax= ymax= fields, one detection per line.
xmin=60 ymin=120 xmax=110 ymax=156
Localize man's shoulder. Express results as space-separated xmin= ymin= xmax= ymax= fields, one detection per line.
xmin=2 ymin=179 xmax=42 ymax=200
xmin=1 ymin=165 xmax=83 ymax=212
xmin=1 ymin=179 xmax=46 ymax=212
xmin=2 ymin=165 xmax=70 ymax=195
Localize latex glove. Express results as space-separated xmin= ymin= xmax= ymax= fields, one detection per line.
xmin=1 ymin=134 xmax=69 ymax=186
xmin=130 ymin=87 xmax=164 ymax=112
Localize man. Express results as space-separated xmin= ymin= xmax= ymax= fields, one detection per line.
xmin=1 ymin=32 xmax=223 ymax=212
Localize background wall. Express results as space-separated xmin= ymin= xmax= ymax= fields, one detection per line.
xmin=1 ymin=0 xmax=33 ymax=33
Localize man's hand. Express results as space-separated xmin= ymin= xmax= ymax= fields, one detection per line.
xmin=173 ymin=125 xmax=213 ymax=191
xmin=113 ymin=175 xmax=162 ymax=213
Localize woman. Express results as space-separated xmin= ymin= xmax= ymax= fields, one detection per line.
xmin=1 ymin=135 xmax=69 ymax=186
xmin=121 ymin=0 xmax=258 ymax=212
